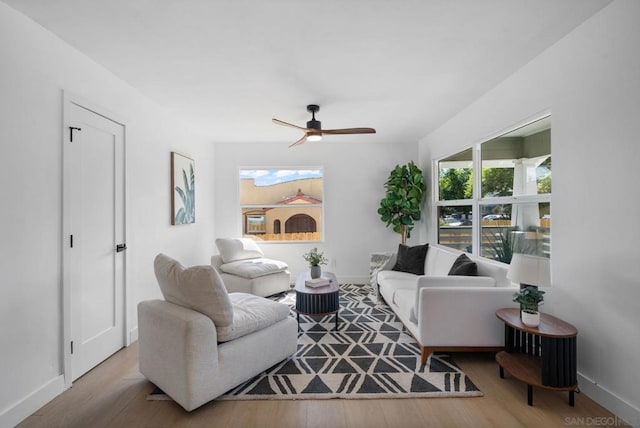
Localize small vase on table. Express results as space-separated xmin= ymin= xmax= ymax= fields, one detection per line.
xmin=310 ymin=265 xmax=322 ymax=279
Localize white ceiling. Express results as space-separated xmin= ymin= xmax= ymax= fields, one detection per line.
xmin=4 ymin=0 xmax=611 ymax=145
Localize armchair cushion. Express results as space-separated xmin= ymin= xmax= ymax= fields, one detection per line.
xmin=216 ymin=238 xmax=264 ymax=263
xmin=216 ymin=293 xmax=291 ymax=342
xmin=154 ymin=254 xmax=233 ymax=327
xmin=220 ymin=258 xmax=288 ymax=279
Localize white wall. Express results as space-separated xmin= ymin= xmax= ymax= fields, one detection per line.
xmin=214 ymin=141 xmax=418 ymax=283
xmin=419 ymin=0 xmax=640 ymax=424
xmin=0 ymin=3 xmax=215 ymax=426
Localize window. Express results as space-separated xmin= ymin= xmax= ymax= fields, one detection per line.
xmin=239 ymin=168 xmax=323 ymax=242
xmin=437 ymin=148 xmax=473 ymax=253
xmin=436 ymin=116 xmax=551 ymax=263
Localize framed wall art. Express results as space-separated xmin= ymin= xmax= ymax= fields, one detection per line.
xmin=171 ymin=152 xmax=195 ymax=225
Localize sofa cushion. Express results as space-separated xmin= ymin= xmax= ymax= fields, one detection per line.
xmin=448 ymin=254 xmax=478 ymax=276
xmin=477 ymin=260 xmax=511 ymax=287
xmin=154 ymin=254 xmax=234 ymax=327
xmin=216 ymin=293 xmax=291 ymax=342
xmin=215 ymin=238 xmax=264 ymax=263
xmin=424 ymin=246 xmax=459 ymax=275
xmin=377 ymin=270 xmax=419 ymax=305
xmin=378 ymin=269 xmax=421 ymax=283
xmin=220 ymin=258 xmax=289 ymax=279
xmin=392 ymin=243 xmax=428 ymax=275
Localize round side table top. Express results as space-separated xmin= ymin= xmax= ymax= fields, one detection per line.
xmin=496 ymin=308 xmax=577 ymax=338
xmin=295 ymin=271 xmax=339 ymax=294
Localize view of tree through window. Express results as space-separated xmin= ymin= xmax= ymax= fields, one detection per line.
xmin=239 ymin=169 xmax=323 ymax=242
xmin=437 ymin=148 xmax=474 ymax=252
xmin=436 ymin=116 xmax=551 ymax=262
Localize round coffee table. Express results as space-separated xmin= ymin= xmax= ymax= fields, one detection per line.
xmin=294 ymin=271 xmax=339 ymax=331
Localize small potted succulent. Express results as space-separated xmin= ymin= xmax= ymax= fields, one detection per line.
xmin=513 ymin=286 xmax=546 ymax=327
xmin=303 ymin=247 xmax=328 ymax=279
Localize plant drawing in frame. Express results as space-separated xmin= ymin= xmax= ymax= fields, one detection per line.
xmin=171 ymin=152 xmax=195 ymax=225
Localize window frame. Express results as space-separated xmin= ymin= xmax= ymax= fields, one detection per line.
xmin=432 ymin=114 xmax=551 ymax=262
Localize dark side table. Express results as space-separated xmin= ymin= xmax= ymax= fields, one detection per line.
xmin=295 ymin=271 xmax=340 ymax=331
xmin=495 ymin=308 xmax=578 ymax=406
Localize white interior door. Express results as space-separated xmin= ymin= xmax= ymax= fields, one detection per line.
xmin=68 ymin=102 xmax=125 ymax=381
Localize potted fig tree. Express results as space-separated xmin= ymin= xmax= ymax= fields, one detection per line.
xmin=377 ymin=161 xmax=426 ymax=244
xmin=513 ymin=286 xmax=545 ymax=327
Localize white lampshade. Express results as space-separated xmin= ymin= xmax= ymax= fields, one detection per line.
xmin=507 ymin=253 xmax=551 ymax=287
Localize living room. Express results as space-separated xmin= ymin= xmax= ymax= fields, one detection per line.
xmin=1 ymin=0 xmax=639 ymax=427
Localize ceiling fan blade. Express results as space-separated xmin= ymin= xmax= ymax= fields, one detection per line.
xmin=272 ymin=118 xmax=307 ymax=131
xmin=289 ymin=134 xmax=308 ymax=148
xmin=322 ymin=127 xmax=376 ymax=135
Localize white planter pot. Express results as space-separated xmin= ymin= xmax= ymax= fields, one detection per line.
xmin=521 ymin=310 xmax=540 ymax=327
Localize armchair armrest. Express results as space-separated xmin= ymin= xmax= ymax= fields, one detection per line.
xmin=138 ymin=300 xmax=219 ymax=410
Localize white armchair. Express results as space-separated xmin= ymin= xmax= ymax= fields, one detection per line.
xmin=212 ymin=238 xmax=291 ymax=297
xmin=138 ymin=254 xmax=297 ymax=411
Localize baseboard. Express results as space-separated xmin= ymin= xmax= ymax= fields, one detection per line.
xmin=577 ymin=372 xmax=640 ymax=427
xmin=0 ymin=374 xmax=65 ymax=428
xmin=338 ymin=275 xmax=369 ymax=285
xmin=129 ymin=326 xmax=138 ymax=343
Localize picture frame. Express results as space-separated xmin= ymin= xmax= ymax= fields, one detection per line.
xmin=171 ymin=152 xmax=195 ymax=225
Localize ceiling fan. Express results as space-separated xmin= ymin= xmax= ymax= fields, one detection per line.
xmin=273 ymin=104 xmax=376 ymax=147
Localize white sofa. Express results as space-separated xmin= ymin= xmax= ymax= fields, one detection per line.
xmin=212 ymin=238 xmax=291 ymax=297
xmin=138 ymin=254 xmax=297 ymax=411
xmin=376 ymin=245 xmax=518 ymax=365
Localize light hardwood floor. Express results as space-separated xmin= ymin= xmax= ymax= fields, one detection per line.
xmin=18 ymin=342 xmax=625 ymax=428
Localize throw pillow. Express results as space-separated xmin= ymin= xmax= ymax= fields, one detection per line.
xmin=154 ymin=253 xmax=234 ymax=326
xmin=448 ymin=253 xmax=478 ymax=276
xmin=392 ymin=243 xmax=429 ymax=275
xmin=215 ymin=238 xmax=264 ymax=263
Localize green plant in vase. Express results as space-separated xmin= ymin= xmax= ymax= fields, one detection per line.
xmin=303 ymin=247 xmax=328 ymax=279
xmin=513 ymin=286 xmax=545 ymax=327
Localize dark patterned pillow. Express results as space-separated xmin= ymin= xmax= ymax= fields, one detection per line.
xmin=448 ymin=253 xmax=478 ymax=276
xmin=392 ymin=243 xmax=429 ymax=275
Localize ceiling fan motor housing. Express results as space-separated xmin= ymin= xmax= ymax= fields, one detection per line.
xmin=306 ymin=119 xmax=321 ymax=131
xmin=306 ymin=104 xmax=321 ymax=131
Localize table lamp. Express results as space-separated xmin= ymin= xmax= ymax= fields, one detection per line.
xmin=507 ymin=254 xmax=551 ymax=290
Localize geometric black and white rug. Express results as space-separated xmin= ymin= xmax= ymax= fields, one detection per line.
xmin=217 ymin=283 xmax=482 ymax=400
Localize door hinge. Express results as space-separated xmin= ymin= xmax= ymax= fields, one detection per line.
xmin=69 ymin=126 xmax=82 ymax=142
xmin=70 ymin=341 xmax=74 ymax=355
xmin=70 ymin=235 xmax=73 ymax=248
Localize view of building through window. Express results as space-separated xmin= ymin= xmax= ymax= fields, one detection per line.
xmin=239 ymin=169 xmax=323 ymax=242
xmin=436 ymin=116 xmax=551 ymax=262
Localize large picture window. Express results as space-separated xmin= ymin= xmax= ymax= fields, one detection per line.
xmin=239 ymin=168 xmax=323 ymax=242
xmin=436 ymin=116 xmax=551 ymax=263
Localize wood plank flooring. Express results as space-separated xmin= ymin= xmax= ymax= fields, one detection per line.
xmin=18 ymin=342 xmax=626 ymax=428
